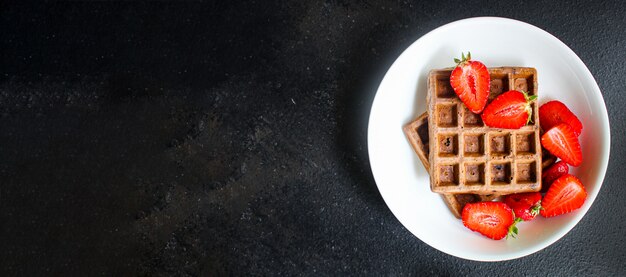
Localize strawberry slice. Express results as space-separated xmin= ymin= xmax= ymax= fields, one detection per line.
xmin=540 ymin=174 xmax=587 ymax=217
xmin=449 ymin=52 xmax=490 ymax=114
xmin=539 ymin=100 xmax=583 ymax=136
xmin=462 ymin=202 xmax=516 ymax=240
xmin=541 ymin=161 xmax=569 ymax=192
xmin=504 ymin=192 xmax=542 ymax=221
xmin=541 ymin=123 xmax=582 ymax=166
xmin=481 ymin=90 xmax=537 ymax=129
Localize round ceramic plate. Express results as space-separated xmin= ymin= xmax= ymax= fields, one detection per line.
xmin=367 ymin=17 xmax=610 ymax=261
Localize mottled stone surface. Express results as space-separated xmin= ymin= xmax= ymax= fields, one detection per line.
xmin=1 ymin=1 xmax=625 ymax=275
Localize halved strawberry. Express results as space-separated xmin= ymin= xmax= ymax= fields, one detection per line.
xmin=539 ymin=100 xmax=583 ymax=136
xmin=541 ymin=123 xmax=583 ymax=166
xmin=449 ymin=52 xmax=490 ymax=114
xmin=504 ymin=192 xmax=542 ymax=221
xmin=462 ymin=202 xmax=515 ymax=240
xmin=541 ymin=161 xmax=569 ymax=192
xmin=540 ymin=174 xmax=587 ymax=217
xmin=481 ymin=90 xmax=537 ymax=129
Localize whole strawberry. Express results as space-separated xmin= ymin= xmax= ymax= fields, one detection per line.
xmin=504 ymin=192 xmax=542 ymax=221
xmin=449 ymin=52 xmax=490 ymax=114
xmin=541 ymin=161 xmax=569 ymax=192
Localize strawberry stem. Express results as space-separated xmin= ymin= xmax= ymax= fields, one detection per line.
xmin=521 ymin=90 xmax=538 ymax=102
xmin=520 ymin=90 xmax=537 ymax=125
xmin=530 ymin=201 xmax=543 ymax=217
xmin=454 ymin=51 xmax=472 ymax=66
xmin=507 ymin=217 xmax=524 ymax=239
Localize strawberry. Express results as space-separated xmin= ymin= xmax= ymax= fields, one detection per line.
xmin=449 ymin=52 xmax=490 ymax=114
xmin=462 ymin=202 xmax=516 ymax=240
xmin=481 ymin=90 xmax=537 ymax=129
xmin=541 ymin=161 xmax=569 ymax=192
xmin=540 ymin=174 xmax=587 ymax=217
xmin=541 ymin=123 xmax=583 ymax=166
xmin=539 ymin=100 xmax=583 ymax=136
xmin=504 ymin=192 xmax=542 ymax=221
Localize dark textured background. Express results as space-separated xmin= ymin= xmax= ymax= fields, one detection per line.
xmin=1 ymin=1 xmax=625 ymax=276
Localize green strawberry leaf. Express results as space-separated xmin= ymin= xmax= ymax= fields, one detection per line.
xmin=530 ymin=201 xmax=543 ymax=216
xmin=507 ymin=217 xmax=524 ymax=239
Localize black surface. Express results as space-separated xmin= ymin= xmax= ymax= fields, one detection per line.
xmin=1 ymin=1 xmax=625 ymax=275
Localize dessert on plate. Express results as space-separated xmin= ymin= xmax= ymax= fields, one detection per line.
xmin=402 ymin=53 xmax=586 ymax=240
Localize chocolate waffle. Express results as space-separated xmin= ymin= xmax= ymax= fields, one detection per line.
xmin=427 ymin=67 xmax=542 ymax=195
xmin=404 ymin=112 xmax=556 ymax=218
xmin=404 ymin=112 xmax=497 ymax=218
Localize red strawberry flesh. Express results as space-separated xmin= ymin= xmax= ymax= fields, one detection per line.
xmin=541 ymin=123 xmax=583 ymax=166
xmin=450 ymin=53 xmax=490 ymax=114
xmin=481 ymin=90 xmax=536 ymax=129
xmin=462 ymin=202 xmax=515 ymax=240
xmin=540 ymin=174 xmax=587 ymax=218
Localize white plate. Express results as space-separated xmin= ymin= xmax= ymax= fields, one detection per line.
xmin=367 ymin=17 xmax=610 ymax=261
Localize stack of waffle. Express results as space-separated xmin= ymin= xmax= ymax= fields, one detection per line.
xmin=403 ymin=67 xmax=556 ymax=218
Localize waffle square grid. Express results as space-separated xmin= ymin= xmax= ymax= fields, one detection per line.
xmin=427 ymin=67 xmax=542 ymax=195
xmin=403 ymin=112 xmax=497 ymax=218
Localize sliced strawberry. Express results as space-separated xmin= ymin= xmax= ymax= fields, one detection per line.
xmin=481 ymin=90 xmax=537 ymax=129
xmin=539 ymin=100 xmax=583 ymax=136
xmin=462 ymin=202 xmax=515 ymax=240
xmin=541 ymin=161 xmax=569 ymax=192
xmin=449 ymin=52 xmax=490 ymax=114
xmin=540 ymin=174 xmax=587 ymax=217
xmin=504 ymin=192 xmax=542 ymax=221
xmin=541 ymin=123 xmax=582 ymax=166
